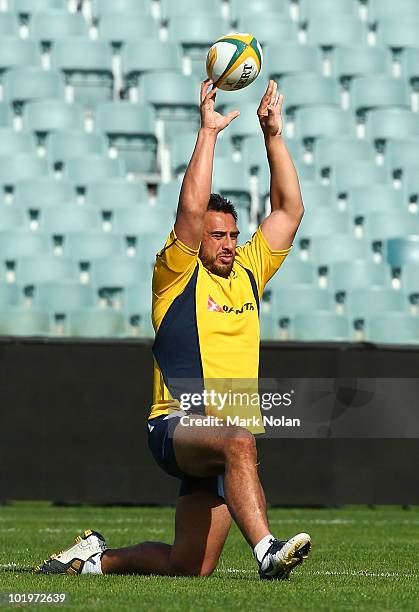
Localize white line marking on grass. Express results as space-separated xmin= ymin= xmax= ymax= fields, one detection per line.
xmin=309 ymin=570 xmax=419 ymax=579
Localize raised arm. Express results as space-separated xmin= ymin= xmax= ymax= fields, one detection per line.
xmin=174 ymin=79 xmax=240 ymax=250
xmin=257 ymin=80 xmax=304 ymax=251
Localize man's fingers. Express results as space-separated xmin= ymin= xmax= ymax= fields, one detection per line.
xmin=270 ymin=81 xmax=278 ymax=107
xmin=207 ymin=85 xmax=218 ymax=100
xmin=201 ymin=79 xmax=213 ymax=103
xmin=226 ymin=109 xmax=240 ymax=123
xmin=276 ymin=93 xmax=284 ymax=113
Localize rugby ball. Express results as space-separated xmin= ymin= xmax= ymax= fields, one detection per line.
xmin=206 ymin=33 xmax=263 ymax=91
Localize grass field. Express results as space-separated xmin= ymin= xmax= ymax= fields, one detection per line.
xmin=1 ymin=503 xmax=419 ymax=611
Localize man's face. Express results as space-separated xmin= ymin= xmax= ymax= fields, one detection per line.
xmin=199 ymin=211 xmax=239 ymax=278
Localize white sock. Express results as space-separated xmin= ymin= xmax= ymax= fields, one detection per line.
xmin=81 ymin=552 xmax=103 ymax=575
xmin=253 ymin=534 xmax=275 ymax=566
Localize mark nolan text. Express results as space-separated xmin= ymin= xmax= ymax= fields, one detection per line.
xmin=180 ymin=415 xmax=301 ymax=428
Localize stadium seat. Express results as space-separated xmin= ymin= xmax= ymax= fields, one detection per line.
xmin=298 ymin=209 xmax=351 ymax=240
xmin=160 ymin=0 xmax=222 ymax=19
xmin=346 ymin=287 xmax=407 ymax=319
xmin=368 ymin=0 xmax=419 ymax=23
xmin=259 ymin=312 xmax=277 ymax=340
xmin=94 ymin=102 xmax=157 ymax=174
xmin=0 ymin=154 xmax=48 ymax=185
xmin=69 ymin=310 xmax=126 ymax=337
xmin=270 ymin=286 xmax=333 ymax=318
xmin=98 ymin=14 xmax=159 ymax=45
xmin=315 ymin=137 xmax=375 ymax=175
xmin=230 ymin=0 xmax=288 ymax=21
xmin=8 ymin=0 xmax=68 ymax=16
xmin=29 ymin=11 xmax=89 ymax=46
xmin=0 ymin=309 xmax=50 ymax=336
xmin=46 ymin=130 xmax=107 ymax=167
xmin=65 ymin=155 xmax=126 ymax=185
xmin=23 ymin=99 xmax=84 ymax=136
xmin=299 ymin=0 xmax=360 ymax=22
xmin=350 ymin=76 xmax=410 ymax=116
xmin=223 ymin=103 xmax=262 ymax=143
xmin=86 ymin=179 xmax=149 ymax=209
xmin=2 ymin=68 xmax=65 ymax=109
xmin=386 ymin=237 xmax=419 ymax=268
xmin=90 ymin=257 xmax=150 ymax=289
xmin=402 ymin=47 xmax=419 ymax=86
xmin=113 ymin=205 xmax=171 ymax=237
xmin=310 ymin=234 xmax=370 ymax=265
xmin=172 ymin=132 xmax=233 ymax=175
xmin=366 ymin=312 xmax=419 ymax=344
xmin=242 ymin=134 xmax=304 ymax=174
xmin=266 ymin=260 xmax=316 ymax=290
xmin=91 ymin=0 xmax=152 ymax=18
xmin=292 ymin=162 xmax=316 ymax=182
xmin=14 ymin=177 xmax=75 ymax=209
xmin=404 ymin=166 xmax=419 ymax=202
xmin=0 ymin=13 xmax=19 ymax=36
xmin=50 ymin=39 xmax=114 ymax=106
xmin=307 ymin=17 xmax=366 ymax=48
xmin=347 ymin=185 xmax=404 ymax=218
xmin=266 ymin=44 xmax=321 ymax=80
xmin=237 ymin=15 xmax=299 ymax=45
xmin=281 ymin=74 xmax=341 ymax=115
xmin=294 ymin=107 xmax=356 ymax=144
xmin=134 ymin=233 xmax=171 ymax=264
xmin=40 ymin=205 xmax=101 ymax=234
xmin=328 ymin=261 xmax=391 ymax=294
xmin=0 ymin=129 xmax=37 ymax=156
xmin=0 ymin=103 xmax=13 ymax=127
xmin=122 ymin=41 xmax=183 ymax=88
xmin=138 ymin=72 xmax=200 ymax=143
xmin=0 ymin=207 xmax=26 ymax=230
xmin=366 ymin=110 xmax=419 ymax=148
xmin=402 ymin=262 xmax=419 ymax=299
xmin=299 ymin=182 xmax=334 ymax=208
xmin=155 ymin=181 xmax=182 ymax=214
xmin=64 ymin=231 xmax=125 ymax=261
xmin=34 ymin=281 xmax=97 ymax=312
xmin=292 ymin=312 xmax=351 ymax=341
xmin=0 ymin=38 xmax=42 ymax=73
xmin=16 ymin=255 xmax=78 ymax=285
xmin=332 ymin=46 xmax=390 ymax=85
xmin=0 ymin=229 xmax=50 ymax=260
xmin=376 ymin=18 xmax=419 ymax=51
xmin=364 ymin=211 xmax=419 ymax=243
xmin=213 ymin=159 xmax=251 ymax=209
xmin=124 ymin=281 xmax=152 ymax=316
xmin=332 ymin=161 xmax=387 ymax=196
xmin=0 ymin=283 xmax=21 ymax=307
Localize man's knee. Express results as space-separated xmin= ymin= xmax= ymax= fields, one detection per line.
xmin=223 ymin=426 xmax=257 ymax=461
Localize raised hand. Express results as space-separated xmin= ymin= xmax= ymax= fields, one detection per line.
xmin=200 ymin=79 xmax=240 ymax=133
xmin=257 ymin=80 xmax=283 ymax=138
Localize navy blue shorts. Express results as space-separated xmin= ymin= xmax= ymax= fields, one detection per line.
xmin=147 ymin=413 xmax=225 ymax=498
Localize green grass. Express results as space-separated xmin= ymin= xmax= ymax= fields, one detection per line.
xmin=1 ymin=503 xmax=419 ymax=611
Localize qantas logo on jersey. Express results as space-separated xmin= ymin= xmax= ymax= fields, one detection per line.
xmin=207 ymin=295 xmax=224 ymax=312
xmin=207 ymin=295 xmax=255 ymax=314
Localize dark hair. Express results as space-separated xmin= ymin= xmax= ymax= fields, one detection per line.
xmin=207 ymin=193 xmax=238 ymax=222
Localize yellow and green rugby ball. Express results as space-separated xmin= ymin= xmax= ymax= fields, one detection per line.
xmin=206 ymin=32 xmax=263 ymax=91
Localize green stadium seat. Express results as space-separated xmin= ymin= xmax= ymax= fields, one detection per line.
xmin=171 ymin=132 xmax=233 ymax=175
xmin=307 ymin=17 xmax=366 ymax=48
xmin=366 ymin=109 xmax=419 ymax=146
xmin=364 ymin=211 xmax=419 ymax=243
xmin=16 ymin=255 xmax=78 ymax=285
xmin=40 ymin=205 xmax=101 ymax=234
xmin=366 ymin=312 xmax=419 ymax=344
xmin=237 ymin=15 xmax=299 ymax=45
xmin=0 ymin=103 xmax=13 ymax=127
xmin=230 ymin=0 xmax=288 ymax=21
xmin=0 ymin=283 xmax=21 ymax=307
xmin=402 ymin=262 xmax=419 ymax=299
xmin=266 ymin=44 xmax=321 ymax=80
xmin=8 ymin=0 xmax=68 ymax=16
xmin=155 ymin=181 xmax=182 ymax=214
xmin=386 ymin=237 xmax=419 ymax=268
xmin=0 ymin=38 xmax=42 ymax=73
xmin=332 ymin=46 xmax=390 ymax=85
xmin=294 ymin=107 xmax=356 ymax=145
xmin=368 ymin=0 xmax=419 ymax=23
xmin=23 ymin=99 xmax=84 ymax=136
xmin=0 ymin=12 xmax=19 ymax=35
xmin=91 ymin=0 xmax=152 ymax=18
xmin=90 ymin=257 xmax=150 ymax=290
xmin=113 ymin=205 xmax=171 ymax=236
xmin=347 ymin=185 xmax=404 ymax=218
xmin=14 ymin=177 xmax=75 ymax=209
xmin=293 ymin=161 xmax=316 ymax=182
xmin=281 ymin=74 xmax=341 ymax=115
xmin=242 ymin=134 xmax=304 ymax=174
xmin=300 ymin=181 xmax=334 ymax=209
xmin=86 ymin=179 xmax=149 ymax=209
xmin=124 ymin=282 xmax=152 ymax=316
xmin=138 ymin=72 xmax=200 ymax=143
xmin=271 ymin=286 xmax=333 ymax=319
xmin=69 ymin=309 xmax=126 ymax=337
xmin=64 ymin=231 xmax=124 ymax=261
xmin=315 ymin=137 xmax=375 ymax=176
xmin=266 ymin=260 xmax=316 ymax=291
xmin=299 ymin=0 xmax=359 ymax=22
xmin=50 ymin=39 xmax=114 ymax=106
xmin=310 ymin=234 xmax=370 ymax=265
xmin=160 ymin=0 xmax=222 ymax=19
xmin=292 ymin=311 xmax=351 ymax=341
xmin=3 ymin=68 xmax=65 ymax=109
xmin=332 ymin=160 xmax=387 ymax=196
xmin=0 ymin=154 xmax=48 ymax=186
xmin=0 ymin=128 xmax=37 ymax=156
xmin=350 ymin=76 xmax=410 ymax=116
xmin=329 ymin=261 xmax=391 ymax=295
xmin=404 ymin=166 xmax=419 ymax=202
xmin=213 ymin=158 xmax=251 ymax=209
xmin=98 ymin=13 xmax=159 ymax=45
xmin=298 ymin=209 xmax=351 ymax=240
xmin=46 ymin=130 xmax=107 ymax=167
xmin=0 ymin=309 xmax=50 ymax=336
xmin=29 ymin=11 xmax=89 ymax=45
xmin=134 ymin=232 xmax=172 ymax=264
xmin=122 ymin=41 xmax=183 ymax=88
xmin=94 ymin=102 xmax=157 ymax=174
xmin=34 ymin=281 xmax=97 ymax=312
xmin=65 ymin=155 xmax=126 ymax=185
xmin=223 ymin=103 xmax=262 ymax=144
xmin=0 ymin=229 xmax=50 ymax=260
xmin=346 ymin=287 xmax=407 ymax=320
xmin=259 ymin=312 xmax=277 ymax=340
xmin=402 ymin=47 xmax=419 ymax=86
xmin=376 ymin=18 xmax=419 ymax=51
xmin=0 ymin=206 xmax=26 ymax=230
